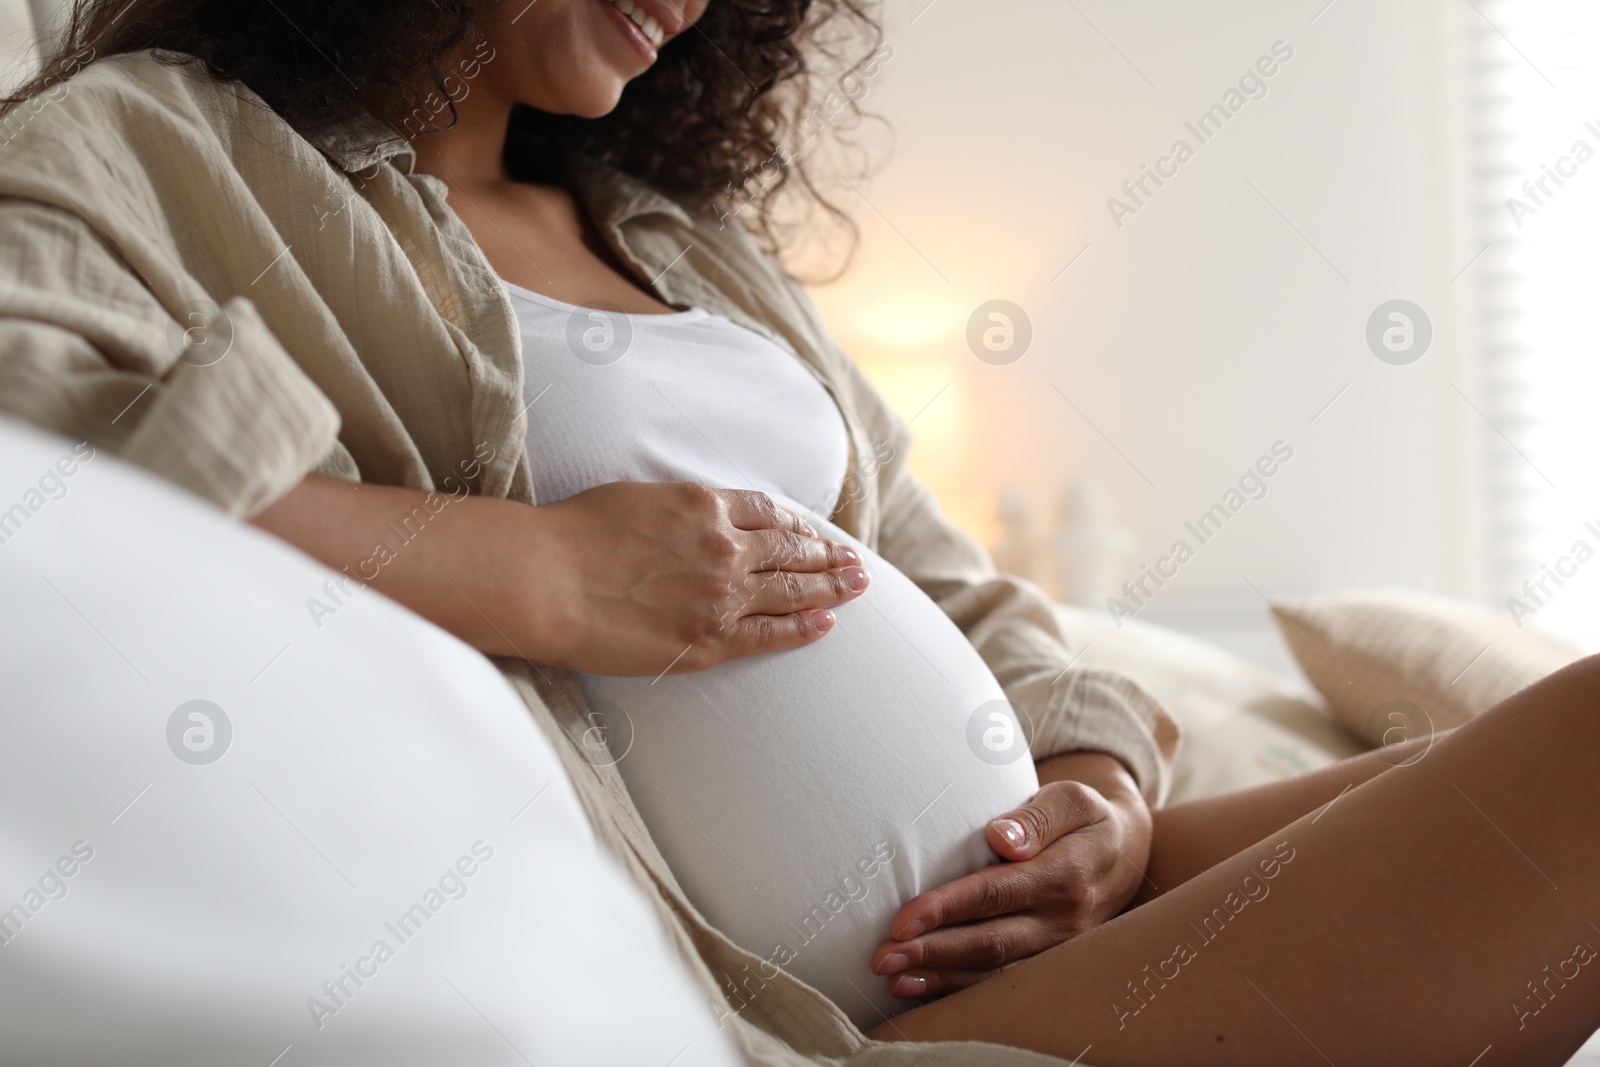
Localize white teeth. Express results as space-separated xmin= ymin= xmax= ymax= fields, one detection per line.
xmin=609 ymin=0 xmax=663 ymax=48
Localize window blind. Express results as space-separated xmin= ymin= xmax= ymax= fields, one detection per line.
xmin=1477 ymin=0 xmax=1600 ymax=649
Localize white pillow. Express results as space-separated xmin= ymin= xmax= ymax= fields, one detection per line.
xmin=1050 ymin=605 xmax=1365 ymax=802
xmin=1269 ymin=589 xmax=1584 ymax=744
xmin=0 ymin=417 xmax=741 ymax=1067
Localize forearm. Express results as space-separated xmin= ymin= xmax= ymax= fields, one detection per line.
xmin=1035 ymin=750 xmax=1143 ymax=806
xmin=248 ymin=474 xmax=553 ymax=660
xmin=249 ymin=475 xmax=866 ymax=677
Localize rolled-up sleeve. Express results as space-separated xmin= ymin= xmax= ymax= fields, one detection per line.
xmin=850 ymin=365 xmax=1181 ymax=805
xmin=0 ymin=200 xmax=342 ymax=516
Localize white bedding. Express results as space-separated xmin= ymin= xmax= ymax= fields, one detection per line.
xmin=0 ymin=416 xmax=741 ymax=1067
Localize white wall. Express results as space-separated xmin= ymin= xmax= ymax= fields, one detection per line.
xmin=808 ymin=0 xmax=1490 ymax=622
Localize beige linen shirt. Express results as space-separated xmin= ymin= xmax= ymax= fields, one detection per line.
xmin=0 ymin=52 xmax=1178 ymax=1067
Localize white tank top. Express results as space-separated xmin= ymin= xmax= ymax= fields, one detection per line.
xmin=508 ymin=280 xmax=1038 ymax=1027
xmin=508 ymin=281 xmax=851 ymax=518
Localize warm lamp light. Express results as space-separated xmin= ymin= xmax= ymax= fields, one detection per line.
xmin=808 ymin=249 xmax=1075 ymax=548
xmin=844 ymin=344 xmax=996 ymax=545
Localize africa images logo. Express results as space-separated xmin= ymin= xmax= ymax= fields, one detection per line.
xmin=166 ymin=700 xmax=231 ymax=765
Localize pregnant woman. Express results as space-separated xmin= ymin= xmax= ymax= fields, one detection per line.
xmin=3 ymin=1 xmax=1599 ymax=1065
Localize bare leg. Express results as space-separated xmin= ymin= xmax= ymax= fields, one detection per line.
xmin=870 ymin=656 xmax=1600 ymax=1065
xmin=1134 ymin=736 xmax=1431 ymax=906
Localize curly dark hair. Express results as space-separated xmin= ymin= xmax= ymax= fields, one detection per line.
xmin=5 ymin=0 xmax=885 ymax=268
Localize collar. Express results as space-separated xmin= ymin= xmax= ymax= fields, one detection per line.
xmin=306 ymin=112 xmax=696 ymax=234
xmin=307 ymin=110 xmax=416 ymax=176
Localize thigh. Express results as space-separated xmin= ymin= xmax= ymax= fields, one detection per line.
xmin=1135 ymin=736 xmax=1429 ymax=906
xmin=872 ymin=656 xmax=1600 ymax=1066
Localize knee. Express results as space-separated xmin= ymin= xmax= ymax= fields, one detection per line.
xmin=1538 ymin=651 xmax=1600 ymax=693
xmin=1492 ymin=651 xmax=1600 ymax=736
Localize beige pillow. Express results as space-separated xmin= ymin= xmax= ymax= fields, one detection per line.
xmin=1269 ymin=589 xmax=1585 ymax=746
xmin=1051 ymin=605 xmax=1364 ymax=804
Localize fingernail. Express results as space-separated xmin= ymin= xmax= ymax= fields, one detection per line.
xmin=893 ymin=975 xmax=928 ymax=997
xmin=811 ymin=609 xmax=836 ymax=633
xmin=994 ymin=818 xmax=1027 ymax=848
xmin=895 ymin=919 xmax=926 ymax=940
xmin=799 ymin=520 xmax=817 ymax=537
xmin=834 ymin=544 xmax=861 ymax=566
xmin=842 ymin=566 xmax=870 ymax=591
xmin=877 ymin=952 xmax=909 ymax=975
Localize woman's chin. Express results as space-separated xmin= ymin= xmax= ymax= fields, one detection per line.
xmin=571 ymin=93 xmax=628 ymax=119
xmin=538 ymin=77 xmax=634 ymax=120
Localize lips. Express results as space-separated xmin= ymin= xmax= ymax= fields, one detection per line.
xmin=606 ymin=0 xmax=664 ymax=47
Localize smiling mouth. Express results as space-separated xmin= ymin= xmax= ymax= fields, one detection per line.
xmin=604 ymin=0 xmax=665 ymax=48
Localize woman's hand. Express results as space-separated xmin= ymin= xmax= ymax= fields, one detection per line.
xmin=529 ymin=481 xmax=869 ymax=675
xmin=870 ymin=752 xmax=1152 ymax=999
xmin=250 ymin=475 xmax=867 ymax=675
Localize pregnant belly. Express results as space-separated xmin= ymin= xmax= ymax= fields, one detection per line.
xmin=578 ymin=515 xmax=1039 ymax=1028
